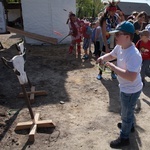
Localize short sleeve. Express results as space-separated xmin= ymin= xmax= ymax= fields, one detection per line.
xmin=127 ymin=51 xmax=142 ymax=72
xmin=110 ymin=45 xmax=119 ymax=58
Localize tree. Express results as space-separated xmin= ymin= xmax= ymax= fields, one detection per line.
xmin=6 ymin=0 xmax=20 ymax=3
xmin=76 ymin=0 xmax=104 ymax=19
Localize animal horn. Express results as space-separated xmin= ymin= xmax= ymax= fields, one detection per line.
xmin=14 ymin=69 xmax=21 ymax=76
xmin=112 ymin=0 xmax=120 ymax=6
xmin=116 ymin=0 xmax=120 ymax=5
xmin=22 ymin=52 xmax=26 ymax=62
xmin=1 ymin=57 xmax=14 ymax=69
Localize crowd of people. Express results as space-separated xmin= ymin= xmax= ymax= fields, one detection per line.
xmin=67 ymin=2 xmax=150 ymax=81
xmin=66 ymin=1 xmax=150 ymax=149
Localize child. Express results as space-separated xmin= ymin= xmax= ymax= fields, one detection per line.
xmin=88 ymin=22 xmax=95 ymax=54
xmin=136 ymin=29 xmax=150 ymax=86
xmin=93 ymin=20 xmax=103 ymax=59
xmin=91 ymin=22 xmax=96 ymax=54
xmin=97 ymin=21 xmax=143 ymax=148
xmin=67 ymin=12 xmax=82 ymax=55
xmin=80 ymin=20 xmax=92 ymax=59
xmin=135 ymin=30 xmax=150 ymax=111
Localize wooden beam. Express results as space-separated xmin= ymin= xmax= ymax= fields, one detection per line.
xmin=18 ymin=90 xmax=48 ymax=97
xmin=7 ymin=26 xmax=58 ymax=44
xmin=15 ymin=121 xmax=33 ymax=130
xmin=30 ymin=86 xmax=35 ymax=103
xmin=15 ymin=113 xmax=55 ymax=142
xmin=29 ymin=124 xmax=37 ymax=142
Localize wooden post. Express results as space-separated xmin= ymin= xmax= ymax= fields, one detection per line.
xmin=21 ymin=85 xmax=34 ymax=119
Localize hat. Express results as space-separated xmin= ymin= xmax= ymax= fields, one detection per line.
xmin=145 ymin=24 xmax=150 ymax=33
xmin=109 ymin=21 xmax=135 ymax=34
xmin=106 ymin=6 xmax=117 ymax=12
xmin=139 ymin=29 xmax=150 ymax=37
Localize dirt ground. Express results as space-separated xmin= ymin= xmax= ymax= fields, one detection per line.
xmin=0 ymin=33 xmax=150 ymax=150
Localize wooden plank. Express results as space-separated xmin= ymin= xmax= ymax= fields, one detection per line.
xmin=7 ymin=26 xmax=58 ymax=44
xmin=37 ymin=120 xmax=55 ymax=128
xmin=15 ymin=121 xmax=33 ymax=130
xmin=18 ymin=90 xmax=48 ymax=97
xmin=34 ymin=113 xmax=40 ymax=124
xmin=30 ymin=86 xmax=35 ymax=103
xmin=29 ymin=124 xmax=37 ymax=142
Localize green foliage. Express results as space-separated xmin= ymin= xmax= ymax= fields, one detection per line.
xmin=7 ymin=0 xmax=20 ymax=3
xmin=76 ymin=0 xmax=104 ymax=19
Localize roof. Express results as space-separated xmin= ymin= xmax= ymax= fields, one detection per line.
xmin=118 ymin=2 xmax=150 ymax=16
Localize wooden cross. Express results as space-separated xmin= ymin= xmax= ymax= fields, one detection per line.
xmin=18 ymin=85 xmax=48 ymax=103
xmin=1 ymin=41 xmax=55 ymax=142
xmin=14 ymin=85 xmax=55 ymax=142
xmin=15 ymin=112 xmax=55 ymax=142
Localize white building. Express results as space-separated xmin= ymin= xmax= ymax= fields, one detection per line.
xmin=0 ymin=1 xmax=6 ymax=33
xmin=21 ymin=0 xmax=76 ymax=44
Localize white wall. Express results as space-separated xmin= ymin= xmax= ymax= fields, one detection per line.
xmin=0 ymin=2 xmax=6 ymax=33
xmin=21 ymin=0 xmax=76 ymax=44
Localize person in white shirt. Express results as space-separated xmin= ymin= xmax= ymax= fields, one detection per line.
xmin=97 ymin=21 xmax=143 ymax=148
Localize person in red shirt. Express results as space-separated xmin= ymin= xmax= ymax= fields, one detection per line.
xmin=80 ymin=20 xmax=92 ymax=59
xmin=67 ymin=12 xmax=82 ymax=55
xmin=136 ymin=29 xmax=150 ymax=86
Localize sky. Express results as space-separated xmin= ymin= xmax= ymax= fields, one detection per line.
xmin=121 ymin=0 xmax=150 ymax=5
xmin=102 ymin=0 xmax=150 ymax=6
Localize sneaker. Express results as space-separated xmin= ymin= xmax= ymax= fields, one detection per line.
xmin=0 ymin=42 xmax=4 ymax=50
xmin=110 ymin=137 xmax=130 ymax=148
xmin=82 ymin=55 xmax=89 ymax=60
xmin=142 ymin=79 xmax=145 ymax=87
xmin=97 ymin=74 xmax=102 ymax=80
xmin=111 ymin=73 xmax=117 ymax=79
xmin=117 ymin=123 xmax=135 ymax=133
xmin=134 ymin=107 xmax=141 ymax=113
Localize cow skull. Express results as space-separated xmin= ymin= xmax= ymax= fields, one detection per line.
xmin=1 ymin=40 xmax=28 ymax=85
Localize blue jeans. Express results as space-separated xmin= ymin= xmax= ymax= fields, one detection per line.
xmin=120 ymin=90 xmax=141 ymax=139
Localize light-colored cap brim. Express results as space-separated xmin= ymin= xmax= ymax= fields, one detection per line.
xmin=109 ymin=30 xmax=119 ymax=34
